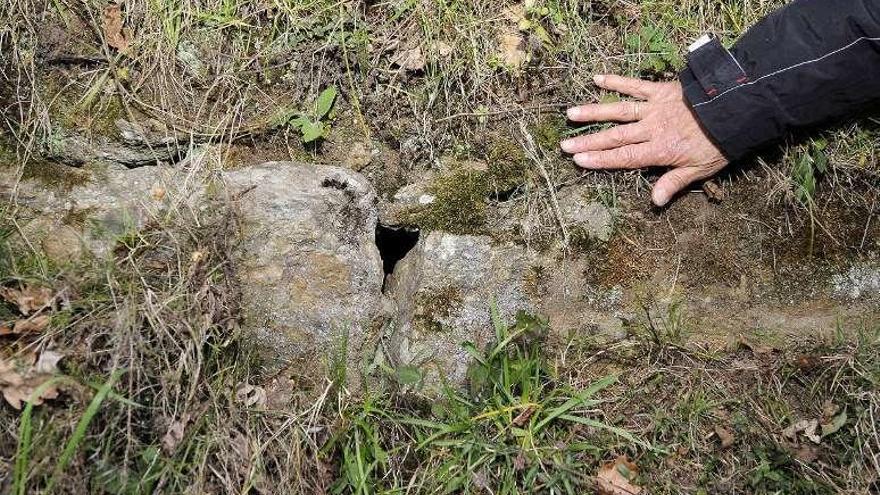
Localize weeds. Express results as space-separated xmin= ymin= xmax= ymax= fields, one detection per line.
xmin=327 ymin=307 xmax=642 ymax=494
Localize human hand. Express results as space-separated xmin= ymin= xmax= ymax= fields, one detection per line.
xmin=561 ymin=74 xmax=729 ymax=206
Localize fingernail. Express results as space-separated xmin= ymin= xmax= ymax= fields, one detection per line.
xmin=560 ymin=139 xmax=576 ymax=153
xmin=574 ymin=154 xmax=593 ymax=168
xmin=565 ymin=107 xmax=579 ymax=120
xmin=593 ymin=74 xmax=605 ymax=85
xmin=652 ymin=191 xmax=669 ymax=207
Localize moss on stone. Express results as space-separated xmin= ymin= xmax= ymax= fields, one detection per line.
xmin=0 ymin=135 xmax=91 ymax=190
xmin=44 ymin=74 xmax=126 ymax=139
xmin=61 ymin=207 xmax=97 ymax=227
xmin=530 ymin=115 xmax=567 ymax=152
xmin=21 ymin=159 xmax=91 ymax=190
xmin=413 ymin=286 xmax=463 ymax=333
xmin=399 ymin=167 xmax=490 ymax=233
xmin=399 ymin=142 xmax=530 ymax=234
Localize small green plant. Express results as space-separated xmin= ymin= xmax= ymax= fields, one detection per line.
xmin=271 ymin=86 xmax=338 ymax=143
xmin=791 ymin=139 xmax=829 ymax=254
xmin=626 ymin=23 xmax=682 ymax=73
xmin=327 ymin=305 xmax=643 ymax=494
xmin=792 ymin=139 xmax=828 ymax=204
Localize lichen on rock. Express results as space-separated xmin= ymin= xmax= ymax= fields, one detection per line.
xmin=384 ymin=232 xmax=538 ymax=388
xmin=222 ymin=162 xmax=387 ymax=386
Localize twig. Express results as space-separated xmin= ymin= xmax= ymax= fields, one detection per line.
xmin=436 ymin=102 xmax=569 ymax=122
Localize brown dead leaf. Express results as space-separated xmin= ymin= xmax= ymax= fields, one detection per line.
xmin=392 ymin=46 xmax=425 ymax=71
xmin=6 ymin=315 xmax=51 ymax=336
xmin=236 ymin=383 xmax=267 ymax=408
xmin=0 ymin=351 xmax=63 ymax=410
xmin=0 ymin=285 xmax=53 ymax=316
xmin=596 ymin=455 xmax=643 ymax=495
xmin=103 ymin=3 xmax=129 ymax=51
xmin=783 ymin=418 xmax=821 ymax=444
xmin=498 ymin=33 xmax=527 ymax=67
xmin=512 ymin=405 xmax=536 ymax=427
xmin=513 ymin=451 xmax=527 ymax=471
xmin=702 ymin=180 xmax=725 ymax=202
xmin=714 ymin=425 xmax=735 ymax=449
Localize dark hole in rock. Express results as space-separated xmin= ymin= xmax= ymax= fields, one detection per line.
xmin=375 ymin=224 xmax=420 ymax=280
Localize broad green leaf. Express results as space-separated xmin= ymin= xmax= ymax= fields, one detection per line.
xmin=395 ymin=365 xmax=423 ymax=386
xmin=821 ymin=411 xmax=847 ymax=437
xmin=315 ymin=86 xmax=338 ymax=119
xmin=288 ymin=115 xmax=309 ymax=130
xmin=300 ymin=120 xmax=325 ymax=143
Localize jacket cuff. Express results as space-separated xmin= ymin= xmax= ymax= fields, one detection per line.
xmin=679 ymin=67 xmax=736 ymax=161
xmin=678 ymin=36 xmax=781 ymax=162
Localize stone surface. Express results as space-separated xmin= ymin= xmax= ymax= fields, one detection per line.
xmin=4 ymin=155 xmax=877 ymax=396
xmin=379 ymin=179 xmax=436 ymax=225
xmin=384 ymin=232 xmax=538 ymax=387
xmin=222 ymin=162 xmax=386 ymax=382
xmin=45 ymin=119 xmax=185 ymax=168
xmin=555 ymin=186 xmax=614 ymax=242
xmin=1 ymin=162 xmax=194 ymax=260
xmin=832 ymin=263 xmax=880 ymax=300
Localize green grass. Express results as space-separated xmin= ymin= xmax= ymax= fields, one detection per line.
xmin=0 ymin=201 xmax=878 ymax=493
xmin=327 ymin=308 xmax=643 ymax=494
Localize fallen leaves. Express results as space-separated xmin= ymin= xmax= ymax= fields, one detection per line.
xmin=783 ymin=402 xmax=847 ymax=447
xmin=102 ymin=3 xmax=130 ymax=51
xmin=0 ymin=315 xmax=50 ymax=336
xmin=596 ymin=455 xmax=643 ymax=495
xmin=1 ymin=284 xmax=55 ymax=338
xmin=783 ymin=418 xmax=821 ymax=444
xmin=0 ymin=351 xmax=64 ymax=410
xmin=714 ymin=425 xmax=735 ymax=449
xmin=1 ymin=285 xmax=53 ymax=316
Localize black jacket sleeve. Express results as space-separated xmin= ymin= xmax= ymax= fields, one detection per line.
xmin=679 ymin=0 xmax=880 ymax=161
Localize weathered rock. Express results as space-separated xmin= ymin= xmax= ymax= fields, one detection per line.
xmin=44 ymin=119 xmax=185 ymax=168
xmin=379 ymin=179 xmax=437 ymax=225
xmin=385 ymin=232 xmax=538 ymax=388
xmin=555 ymin=186 xmax=615 ymax=242
xmin=832 ymin=263 xmax=880 ymax=300
xmin=1 ymin=162 xmax=194 ymax=260
xmin=222 ymin=162 xmax=386 ymax=383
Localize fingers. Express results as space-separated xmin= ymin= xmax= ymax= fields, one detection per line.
xmin=561 ymin=124 xmax=649 ymax=153
xmin=573 ymin=142 xmax=658 ymax=170
xmin=566 ymin=101 xmax=646 ymax=123
xmin=593 ymin=74 xmax=657 ymax=99
xmin=652 ymin=167 xmax=714 ymax=206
